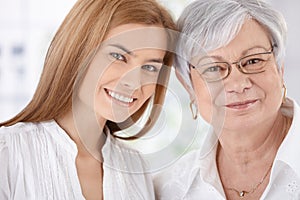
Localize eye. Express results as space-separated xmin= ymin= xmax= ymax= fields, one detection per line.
xmin=201 ymin=64 xmax=227 ymax=74
xmin=109 ymin=52 xmax=127 ymax=62
xmin=141 ymin=64 xmax=159 ymax=72
xmin=203 ymin=66 xmax=221 ymax=73
xmin=244 ymin=58 xmax=264 ymax=66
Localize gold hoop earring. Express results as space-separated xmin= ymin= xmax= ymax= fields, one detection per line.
xmin=189 ymin=100 xmax=198 ymax=120
xmin=282 ymin=84 xmax=287 ymax=104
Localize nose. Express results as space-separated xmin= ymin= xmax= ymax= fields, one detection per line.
xmin=119 ymin=67 xmax=142 ymax=90
xmin=225 ymin=63 xmax=252 ymax=94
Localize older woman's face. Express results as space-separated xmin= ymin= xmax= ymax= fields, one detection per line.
xmin=190 ymin=19 xmax=284 ymax=130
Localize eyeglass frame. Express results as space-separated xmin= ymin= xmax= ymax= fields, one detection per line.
xmin=189 ymin=44 xmax=277 ymax=82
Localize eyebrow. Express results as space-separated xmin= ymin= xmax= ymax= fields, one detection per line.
xmin=109 ymin=44 xmax=133 ymax=55
xmin=199 ymin=45 xmax=271 ymax=62
xmin=147 ymin=58 xmax=164 ymax=64
xmin=242 ymin=45 xmax=270 ymax=55
xmin=108 ymin=43 xmax=164 ymax=64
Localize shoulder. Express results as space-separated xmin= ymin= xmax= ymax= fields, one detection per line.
xmin=0 ymin=120 xmax=76 ymax=154
xmin=0 ymin=121 xmax=80 ymax=199
xmin=0 ymin=122 xmax=36 ymax=144
xmin=0 ymin=122 xmax=45 ymax=193
xmin=153 ymin=149 xmax=201 ymax=199
xmin=0 ymin=121 xmax=45 ymax=135
xmin=0 ymin=121 xmax=58 ymax=157
xmin=0 ymin=122 xmax=45 ymax=145
xmin=154 ymin=149 xmax=201 ymax=180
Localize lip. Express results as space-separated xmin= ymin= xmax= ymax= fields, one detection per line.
xmin=104 ymin=88 xmax=137 ymax=107
xmin=225 ymin=99 xmax=258 ymax=110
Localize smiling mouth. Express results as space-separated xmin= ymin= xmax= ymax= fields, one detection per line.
xmin=225 ymin=99 xmax=258 ymax=109
xmin=105 ymin=89 xmax=135 ymax=104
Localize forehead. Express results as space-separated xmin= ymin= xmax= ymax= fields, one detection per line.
xmin=207 ymin=19 xmax=271 ymax=58
xmin=103 ymin=23 xmax=168 ymax=52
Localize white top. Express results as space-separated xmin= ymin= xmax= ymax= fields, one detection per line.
xmin=0 ymin=120 xmax=155 ymax=200
xmin=154 ymin=98 xmax=300 ymax=200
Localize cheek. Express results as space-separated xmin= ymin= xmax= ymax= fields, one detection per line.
xmin=191 ymin=73 xmax=214 ymax=122
xmin=96 ymin=64 xmax=126 ymax=93
xmin=255 ymin=65 xmax=283 ymax=98
xmin=191 ymin=72 xmax=227 ymax=123
xmin=78 ymin=68 xmax=101 ymax=107
xmin=79 ymin=58 xmax=115 ymax=101
xmin=142 ymin=84 xmax=156 ymax=98
xmin=260 ymin=73 xmax=283 ymax=108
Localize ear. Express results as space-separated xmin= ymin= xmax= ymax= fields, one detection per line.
xmin=175 ymin=69 xmax=195 ymax=101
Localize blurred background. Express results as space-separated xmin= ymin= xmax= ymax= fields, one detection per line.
xmin=0 ymin=0 xmax=299 ymax=169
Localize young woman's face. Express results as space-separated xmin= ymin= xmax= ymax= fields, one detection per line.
xmin=190 ymin=19 xmax=284 ymax=131
xmin=79 ymin=24 xmax=167 ymax=123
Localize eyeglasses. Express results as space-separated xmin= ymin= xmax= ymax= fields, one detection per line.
xmin=190 ymin=45 xmax=276 ymax=82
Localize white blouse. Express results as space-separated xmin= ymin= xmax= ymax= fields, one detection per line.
xmin=0 ymin=120 xmax=155 ymax=200
xmin=154 ymin=98 xmax=300 ymax=200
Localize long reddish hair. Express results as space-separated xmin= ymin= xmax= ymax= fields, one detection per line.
xmin=1 ymin=0 xmax=177 ymax=136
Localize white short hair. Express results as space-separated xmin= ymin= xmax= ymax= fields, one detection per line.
xmin=175 ymin=0 xmax=287 ymax=91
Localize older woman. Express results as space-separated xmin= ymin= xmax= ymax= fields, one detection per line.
xmin=154 ymin=0 xmax=299 ymax=199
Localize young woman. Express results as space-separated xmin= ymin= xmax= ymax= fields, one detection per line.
xmin=0 ymin=0 xmax=176 ymax=199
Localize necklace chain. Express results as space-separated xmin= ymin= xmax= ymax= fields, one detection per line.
xmin=226 ymin=164 xmax=272 ymax=197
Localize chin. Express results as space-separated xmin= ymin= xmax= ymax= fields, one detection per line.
xmin=108 ymin=114 xmax=133 ymax=124
xmin=111 ymin=118 xmax=128 ymax=123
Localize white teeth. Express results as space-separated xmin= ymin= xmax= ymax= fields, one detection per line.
xmin=107 ymin=90 xmax=134 ymax=103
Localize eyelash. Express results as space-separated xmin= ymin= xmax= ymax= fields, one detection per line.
xmin=109 ymin=52 xmax=127 ymax=62
xmin=109 ymin=52 xmax=160 ymax=73
xmin=142 ymin=65 xmax=159 ymax=72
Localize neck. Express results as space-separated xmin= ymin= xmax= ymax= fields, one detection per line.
xmin=218 ymin=113 xmax=288 ymax=166
xmin=56 ymin=108 xmax=107 ymax=160
xmin=56 ymin=109 xmax=105 ymax=200
xmin=216 ymin=113 xmax=291 ymax=199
